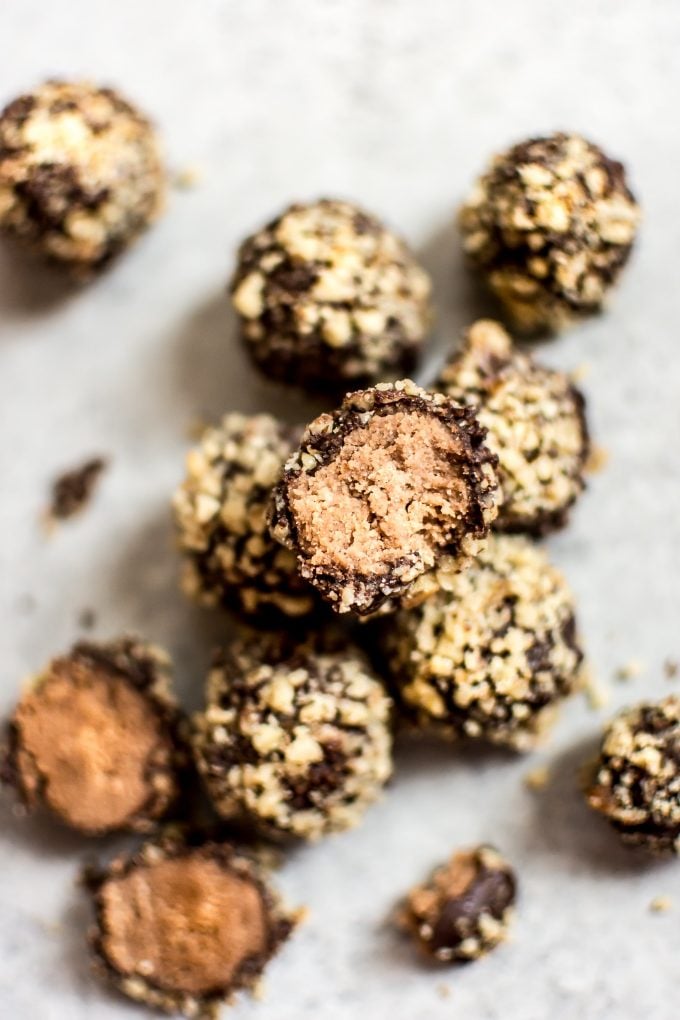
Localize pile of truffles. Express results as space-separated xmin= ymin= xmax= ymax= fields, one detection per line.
xmin=3 ymin=79 xmax=667 ymax=1020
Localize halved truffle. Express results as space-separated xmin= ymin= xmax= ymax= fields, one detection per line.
xmin=383 ymin=534 xmax=583 ymax=750
xmin=586 ymin=696 xmax=680 ymax=855
xmin=2 ymin=638 xmax=186 ymax=834
xmin=192 ymin=633 xmax=393 ymax=840
xmin=436 ymin=320 xmax=589 ymax=534
xmin=269 ymin=380 xmax=499 ymax=616
xmin=398 ymin=845 xmax=516 ymax=962
xmin=230 ymin=198 xmax=432 ymax=390
xmin=0 ymin=80 xmax=165 ymax=275
xmin=460 ymin=132 xmax=640 ymax=333
xmin=172 ymin=413 xmax=317 ymax=620
xmin=87 ymin=832 xmax=296 ymax=1017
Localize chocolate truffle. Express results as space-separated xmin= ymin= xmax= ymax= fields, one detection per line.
xmin=383 ymin=534 xmax=583 ymax=750
xmin=230 ymin=198 xmax=432 ymax=389
xmin=436 ymin=320 xmax=589 ymax=534
xmin=192 ymin=634 xmax=393 ymax=840
xmin=460 ymin=133 xmax=640 ymax=333
xmin=586 ymin=696 xmax=680 ymax=855
xmin=172 ymin=413 xmax=317 ymax=619
xmin=0 ymin=80 xmax=164 ymax=275
xmin=88 ymin=832 xmax=295 ymax=1017
xmin=399 ymin=845 xmax=516 ymax=962
xmin=269 ymin=380 xmax=499 ymax=616
xmin=2 ymin=638 xmax=186 ymax=835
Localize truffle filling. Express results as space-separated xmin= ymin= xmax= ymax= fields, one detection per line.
xmin=13 ymin=664 xmax=171 ymax=831
xmin=288 ymin=411 xmax=470 ymax=575
xmin=99 ymin=858 xmax=267 ymax=994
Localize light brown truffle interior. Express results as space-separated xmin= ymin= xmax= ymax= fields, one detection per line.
xmin=408 ymin=851 xmax=477 ymax=919
xmin=100 ymin=857 xmax=267 ymax=994
xmin=288 ymin=411 xmax=469 ymax=575
xmin=14 ymin=662 xmax=171 ymax=832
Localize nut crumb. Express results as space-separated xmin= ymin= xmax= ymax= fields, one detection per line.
xmin=616 ymin=659 xmax=645 ymax=681
xmin=524 ymin=765 xmax=551 ymax=791
xmin=437 ymin=984 xmax=451 ymax=999
xmin=584 ymin=444 xmax=609 ymax=475
xmin=583 ymin=670 xmax=609 ymax=710
xmin=664 ymin=659 xmax=678 ymax=680
xmin=649 ymin=896 xmax=672 ymax=914
xmin=570 ymin=362 xmax=591 ymax=383
xmin=173 ymin=164 xmax=202 ymax=189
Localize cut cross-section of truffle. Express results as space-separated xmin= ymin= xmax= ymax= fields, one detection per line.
xmin=87 ymin=833 xmax=296 ymax=1018
xmin=460 ymin=133 xmax=640 ymax=333
xmin=0 ymin=80 xmax=165 ymax=275
xmin=269 ymin=380 xmax=499 ymax=616
xmin=2 ymin=638 xmax=186 ymax=835
xmin=383 ymin=534 xmax=583 ymax=750
xmin=230 ymin=198 xmax=432 ymax=390
xmin=586 ymin=696 xmax=680 ymax=855
xmin=192 ymin=633 xmax=393 ymax=840
xmin=436 ymin=320 xmax=589 ymax=534
xmin=398 ymin=845 xmax=517 ymax=962
xmin=172 ymin=413 xmax=317 ymax=620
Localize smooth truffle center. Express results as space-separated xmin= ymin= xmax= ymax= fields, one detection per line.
xmin=288 ymin=411 xmax=469 ymax=575
xmin=99 ymin=857 xmax=267 ymax=995
xmin=14 ymin=664 xmax=170 ymax=831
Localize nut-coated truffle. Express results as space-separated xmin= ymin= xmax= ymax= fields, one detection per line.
xmin=399 ymin=845 xmax=516 ymax=962
xmin=2 ymin=638 xmax=186 ymax=835
xmin=230 ymin=198 xmax=432 ymax=389
xmin=436 ymin=320 xmax=589 ymax=534
xmin=269 ymin=380 xmax=499 ymax=616
xmin=383 ymin=534 xmax=583 ymax=750
xmin=460 ymin=133 xmax=640 ymax=333
xmin=0 ymin=80 xmax=164 ymax=274
xmin=172 ymin=413 xmax=317 ymax=620
xmin=192 ymin=634 xmax=393 ymax=840
xmin=87 ymin=832 xmax=296 ymax=1018
xmin=586 ymin=696 xmax=680 ymax=855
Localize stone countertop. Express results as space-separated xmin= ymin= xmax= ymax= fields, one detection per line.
xmin=1 ymin=2 xmax=679 ymax=1018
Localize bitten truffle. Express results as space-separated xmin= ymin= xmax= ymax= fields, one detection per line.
xmin=192 ymin=634 xmax=393 ymax=840
xmin=2 ymin=638 xmax=186 ymax=834
xmin=269 ymin=380 xmax=499 ymax=616
xmin=383 ymin=534 xmax=583 ymax=750
xmin=436 ymin=320 xmax=589 ymax=534
xmin=172 ymin=413 xmax=316 ymax=620
xmin=586 ymin=696 xmax=680 ymax=855
xmin=460 ymin=133 xmax=640 ymax=333
xmin=399 ymin=845 xmax=516 ymax=962
xmin=0 ymin=80 xmax=164 ymax=274
xmin=87 ymin=832 xmax=295 ymax=1018
xmin=230 ymin=198 xmax=432 ymax=389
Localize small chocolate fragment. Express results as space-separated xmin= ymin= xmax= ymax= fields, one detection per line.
xmin=88 ymin=832 xmax=295 ymax=1018
xmin=48 ymin=456 xmax=107 ymax=520
xmin=172 ymin=413 xmax=317 ymax=620
xmin=586 ymin=696 xmax=680 ymax=855
xmin=269 ymin=380 xmax=499 ymax=616
xmin=2 ymin=638 xmax=186 ymax=834
xmin=230 ymin=198 xmax=432 ymax=390
xmin=192 ymin=632 xmax=393 ymax=840
xmin=0 ymin=80 xmax=164 ymax=275
xmin=383 ymin=533 xmax=583 ymax=750
xmin=460 ymin=133 xmax=640 ymax=333
xmin=400 ymin=845 xmax=516 ymax=962
xmin=436 ymin=320 xmax=589 ymax=534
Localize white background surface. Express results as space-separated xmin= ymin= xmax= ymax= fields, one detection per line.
xmin=1 ymin=2 xmax=679 ymax=1018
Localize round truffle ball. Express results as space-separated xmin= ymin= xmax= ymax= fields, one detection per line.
xmin=1 ymin=638 xmax=186 ymax=835
xmin=436 ymin=320 xmax=589 ymax=534
xmin=88 ymin=832 xmax=295 ymax=1016
xmin=0 ymin=80 xmax=164 ymax=274
xmin=230 ymin=198 xmax=432 ymax=390
xmin=383 ymin=534 xmax=583 ymax=750
xmin=269 ymin=380 xmax=499 ymax=616
xmin=399 ymin=845 xmax=516 ymax=963
xmin=586 ymin=696 xmax=680 ymax=855
xmin=192 ymin=634 xmax=393 ymax=840
xmin=172 ymin=414 xmax=317 ymax=620
xmin=460 ymin=133 xmax=640 ymax=333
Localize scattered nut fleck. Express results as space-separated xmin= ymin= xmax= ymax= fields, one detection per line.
xmin=649 ymin=896 xmax=672 ymax=914
xmin=524 ymin=765 xmax=551 ymax=791
xmin=664 ymin=659 xmax=678 ymax=680
xmin=173 ymin=164 xmax=203 ymax=189
xmin=584 ymin=444 xmax=610 ymax=475
xmin=615 ymin=659 xmax=645 ymax=681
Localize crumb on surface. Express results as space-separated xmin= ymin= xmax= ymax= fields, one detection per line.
xmin=173 ymin=164 xmax=202 ymax=189
xmin=664 ymin=660 xmax=678 ymax=680
xmin=583 ymin=669 xmax=609 ymax=710
xmin=584 ymin=444 xmax=609 ymax=475
xmin=524 ymin=765 xmax=551 ymax=791
xmin=649 ymin=896 xmax=672 ymax=914
xmin=46 ymin=456 xmax=108 ymax=521
xmin=615 ymin=659 xmax=645 ymax=681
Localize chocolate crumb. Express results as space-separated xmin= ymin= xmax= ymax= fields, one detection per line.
xmin=77 ymin=608 xmax=97 ymax=630
xmin=48 ymin=456 xmax=108 ymax=521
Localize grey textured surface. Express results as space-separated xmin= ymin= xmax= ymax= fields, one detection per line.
xmin=1 ymin=2 xmax=679 ymax=1018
